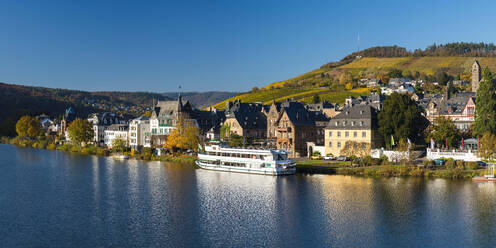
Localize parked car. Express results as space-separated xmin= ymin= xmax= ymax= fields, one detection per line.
xmin=323 ymin=155 xmax=335 ymax=160
xmin=433 ymin=159 xmax=445 ymax=166
xmin=477 ymin=161 xmax=487 ymax=167
xmin=337 ymin=156 xmax=348 ymax=161
xmin=311 ymin=155 xmax=322 ymax=160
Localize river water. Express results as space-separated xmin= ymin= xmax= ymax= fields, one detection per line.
xmin=1 ymin=144 xmax=495 ymax=247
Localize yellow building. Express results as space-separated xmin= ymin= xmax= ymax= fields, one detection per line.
xmin=324 ymin=105 xmax=382 ymax=157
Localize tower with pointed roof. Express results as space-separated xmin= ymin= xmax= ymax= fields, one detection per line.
xmin=177 ymin=93 xmax=183 ymax=112
xmin=472 ymin=60 xmax=481 ymax=92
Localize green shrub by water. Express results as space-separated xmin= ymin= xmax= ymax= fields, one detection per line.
xmin=334 ymin=164 xmax=483 ymax=179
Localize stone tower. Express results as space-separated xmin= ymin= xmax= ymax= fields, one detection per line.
xmin=472 ymin=60 xmax=481 ymax=92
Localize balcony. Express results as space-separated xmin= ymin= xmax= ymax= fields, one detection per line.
xmin=276 ymin=127 xmax=291 ymax=132
xmin=277 ymin=138 xmax=292 ymax=143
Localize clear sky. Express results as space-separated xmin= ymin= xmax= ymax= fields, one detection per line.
xmin=0 ymin=0 xmax=494 ymax=92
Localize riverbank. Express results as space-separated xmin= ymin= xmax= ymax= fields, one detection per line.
xmin=0 ymin=137 xmax=196 ymax=164
xmin=1 ymin=136 xmax=487 ymax=179
xmin=296 ymin=160 xmax=486 ymax=179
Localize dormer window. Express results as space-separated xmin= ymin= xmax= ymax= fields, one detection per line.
xmin=360 ymin=110 xmax=364 ymax=115
xmin=360 ymin=121 xmax=364 ymax=126
xmin=351 ymin=121 xmax=355 ymax=126
xmin=335 ymin=121 xmax=339 ymax=126
xmin=343 ymin=121 xmax=347 ymax=126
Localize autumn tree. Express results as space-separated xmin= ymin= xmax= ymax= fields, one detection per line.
xmin=163 ymin=116 xmax=200 ymax=153
xmin=473 ymin=67 xmax=496 ymax=137
xmin=67 ymin=118 xmax=94 ymax=145
xmin=15 ymin=115 xmax=42 ymax=138
xmin=112 ymin=138 xmax=126 ymax=153
xmin=340 ymin=141 xmax=370 ymax=158
xmin=143 ymin=111 xmax=152 ymax=118
xmin=427 ymin=117 xmax=461 ymax=148
xmin=478 ymin=132 xmax=496 ymax=160
xmin=339 ymin=72 xmax=352 ymax=85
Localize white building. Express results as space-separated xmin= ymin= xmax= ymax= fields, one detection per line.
xmin=129 ymin=116 xmax=151 ymax=150
xmin=104 ymin=124 xmax=129 ymax=148
xmin=88 ymin=112 xmax=126 ymax=145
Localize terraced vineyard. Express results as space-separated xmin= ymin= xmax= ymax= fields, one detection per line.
xmin=211 ymin=48 xmax=496 ymax=109
xmin=210 ymin=87 xmax=370 ymax=109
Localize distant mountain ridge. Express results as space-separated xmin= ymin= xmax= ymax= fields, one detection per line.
xmin=0 ymin=82 xmax=237 ymax=137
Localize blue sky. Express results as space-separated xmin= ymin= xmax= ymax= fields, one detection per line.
xmin=0 ymin=0 xmax=494 ymax=92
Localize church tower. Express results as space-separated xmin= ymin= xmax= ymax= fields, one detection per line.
xmin=472 ymin=60 xmax=481 ymax=92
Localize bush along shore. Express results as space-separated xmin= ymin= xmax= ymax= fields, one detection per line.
xmin=0 ymin=136 xmax=196 ymax=165
xmin=295 ymin=157 xmax=486 ymax=179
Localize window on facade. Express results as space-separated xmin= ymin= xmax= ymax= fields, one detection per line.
xmin=345 ymin=131 xmax=349 ymax=137
xmin=329 ymin=131 xmax=332 ymax=137
xmin=337 ymin=131 xmax=341 ymax=137
xmin=354 ymin=131 xmax=357 ymax=137
xmin=328 ymin=142 xmax=332 ymax=148
xmin=362 ymin=131 xmax=366 ymax=138
xmin=337 ymin=142 xmax=341 ymax=148
xmin=467 ymin=107 xmax=474 ymax=115
xmin=362 ymin=143 xmax=367 ymax=149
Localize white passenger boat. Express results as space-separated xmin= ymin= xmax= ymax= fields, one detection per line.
xmin=196 ymin=144 xmax=296 ymax=175
xmin=112 ymin=154 xmax=129 ymax=160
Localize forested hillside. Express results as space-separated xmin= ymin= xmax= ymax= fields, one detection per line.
xmin=0 ymin=83 xmax=170 ymax=136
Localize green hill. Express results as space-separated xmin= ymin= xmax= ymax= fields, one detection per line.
xmin=0 ymin=82 xmax=172 ymax=137
xmin=211 ymin=42 xmax=496 ymax=109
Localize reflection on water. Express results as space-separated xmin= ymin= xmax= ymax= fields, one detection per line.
xmin=1 ymin=144 xmax=496 ymax=247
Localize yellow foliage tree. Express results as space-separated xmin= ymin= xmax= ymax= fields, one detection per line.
xmin=345 ymin=82 xmax=354 ymax=90
xmin=479 ymin=132 xmax=496 ymax=160
xmin=16 ymin=115 xmax=42 ymax=138
xmin=460 ymin=72 xmax=471 ymax=82
xmin=340 ymin=141 xmax=371 ymax=158
xmin=339 ymin=72 xmax=352 ymax=85
xmin=163 ymin=115 xmax=200 ymax=153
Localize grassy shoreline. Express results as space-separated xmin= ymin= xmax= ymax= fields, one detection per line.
xmin=0 ymin=136 xmax=196 ymax=165
xmin=296 ymin=160 xmax=486 ymax=179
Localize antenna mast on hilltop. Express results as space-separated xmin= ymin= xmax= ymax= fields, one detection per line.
xmin=357 ymin=33 xmax=360 ymax=53
xmin=356 ymin=33 xmax=362 ymax=59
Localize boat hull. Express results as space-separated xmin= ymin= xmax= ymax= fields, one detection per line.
xmin=195 ymin=161 xmax=295 ymax=176
xmin=472 ymin=176 xmax=496 ymax=182
xmin=112 ymin=154 xmax=129 ymax=160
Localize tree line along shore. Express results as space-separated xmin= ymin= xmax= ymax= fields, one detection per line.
xmin=0 ymin=136 xmax=196 ymax=165
xmin=0 ymin=133 xmax=486 ymax=179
